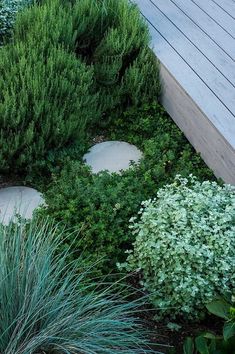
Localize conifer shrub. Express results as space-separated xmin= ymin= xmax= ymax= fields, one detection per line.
xmin=73 ymin=0 xmax=160 ymax=119
xmin=0 ymin=0 xmax=97 ymax=171
xmin=0 ymin=0 xmax=160 ymax=171
xmin=120 ymin=176 xmax=235 ymax=321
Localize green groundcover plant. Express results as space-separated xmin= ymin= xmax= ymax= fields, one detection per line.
xmin=120 ymin=175 xmax=235 ymax=320
xmin=0 ymin=219 xmax=158 ymax=354
xmin=33 ymin=104 xmax=213 ymax=277
xmin=0 ymin=0 xmax=160 ymax=172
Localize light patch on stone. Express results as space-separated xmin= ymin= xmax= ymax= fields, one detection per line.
xmin=0 ymin=186 xmax=44 ymax=225
xmin=83 ymin=141 xmax=143 ymax=173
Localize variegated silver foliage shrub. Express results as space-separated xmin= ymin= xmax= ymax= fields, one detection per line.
xmin=120 ymin=175 xmax=235 ymax=320
xmin=0 ymin=0 xmax=32 ymax=44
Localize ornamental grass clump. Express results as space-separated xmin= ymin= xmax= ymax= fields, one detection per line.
xmin=0 ymin=220 xmax=156 ymax=354
xmin=121 ymin=175 xmax=235 ymax=320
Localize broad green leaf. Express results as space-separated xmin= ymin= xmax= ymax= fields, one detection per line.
xmin=203 ymin=332 xmax=222 ymax=340
xmin=195 ymin=336 xmax=210 ymax=354
xmin=206 ymin=300 xmax=230 ymax=320
xmin=223 ymin=321 xmax=235 ymax=341
xmin=183 ymin=337 xmax=194 ymax=354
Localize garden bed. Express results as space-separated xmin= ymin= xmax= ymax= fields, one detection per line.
xmin=0 ymin=0 xmax=234 ymax=353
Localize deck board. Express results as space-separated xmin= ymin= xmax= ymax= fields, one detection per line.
xmin=171 ymin=0 xmax=235 ymax=60
xmin=151 ymin=0 xmax=235 ymax=85
xmin=191 ymin=0 xmax=235 ymax=38
xmin=212 ymin=0 xmax=235 ymax=18
xmin=134 ymin=0 xmax=235 ymax=184
xmin=138 ymin=0 xmax=235 ymax=115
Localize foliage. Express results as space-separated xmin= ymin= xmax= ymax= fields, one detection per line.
xmin=72 ymin=0 xmax=160 ymax=119
xmin=0 ymin=0 xmax=33 ymax=44
xmin=0 ymin=219 xmax=156 ymax=354
xmin=0 ymin=0 xmax=160 ymax=172
xmin=0 ymin=0 xmax=98 ymax=172
xmin=183 ymin=296 xmax=235 ymax=354
xmin=120 ymin=175 xmax=235 ymax=320
xmin=36 ymin=104 xmax=213 ymax=276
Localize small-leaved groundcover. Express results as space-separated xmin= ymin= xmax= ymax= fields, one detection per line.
xmin=119 ymin=175 xmax=235 ymax=320
xmin=32 ymin=104 xmax=213 ymax=277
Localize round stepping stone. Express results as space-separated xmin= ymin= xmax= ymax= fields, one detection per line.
xmin=83 ymin=141 xmax=143 ymax=173
xmin=0 ymin=186 xmax=44 ymax=225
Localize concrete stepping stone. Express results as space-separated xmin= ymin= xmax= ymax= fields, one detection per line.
xmin=0 ymin=186 xmax=44 ymax=225
xmin=83 ymin=141 xmax=143 ymax=173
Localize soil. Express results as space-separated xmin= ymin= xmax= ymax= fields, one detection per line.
xmin=128 ymin=274 xmax=223 ymax=354
xmin=0 ymin=173 xmax=25 ymax=189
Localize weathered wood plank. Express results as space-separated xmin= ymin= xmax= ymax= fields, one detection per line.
xmin=135 ymin=0 xmax=235 ymax=116
xmin=212 ymin=0 xmax=235 ymax=18
xmin=134 ymin=6 xmax=235 ymax=144
xmin=160 ymin=62 xmax=235 ymax=184
xmin=191 ymin=0 xmax=235 ymax=38
xmin=134 ymin=0 xmax=235 ymax=183
xmin=171 ymin=0 xmax=235 ymax=60
xmin=151 ymin=0 xmax=235 ymax=85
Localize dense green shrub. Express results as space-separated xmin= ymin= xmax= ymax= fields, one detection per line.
xmin=0 ymin=0 xmax=160 ymax=171
xmin=0 ymin=219 xmax=155 ymax=353
xmin=36 ymin=104 xmax=213 ymax=276
xmin=0 ymin=0 xmax=33 ymax=44
xmin=0 ymin=0 xmax=98 ymax=171
xmin=120 ymin=175 xmax=235 ymax=320
xmin=72 ymin=0 xmax=160 ymax=117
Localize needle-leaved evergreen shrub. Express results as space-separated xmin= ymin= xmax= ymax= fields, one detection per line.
xmin=120 ymin=175 xmax=235 ymax=320
xmin=0 ymin=0 xmax=160 ymax=171
xmin=0 ymin=0 xmax=97 ymax=171
xmin=0 ymin=219 xmax=156 ymax=354
xmin=73 ymin=0 xmax=160 ymax=119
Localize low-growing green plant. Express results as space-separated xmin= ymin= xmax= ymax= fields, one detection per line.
xmin=120 ymin=175 xmax=235 ymax=320
xmin=183 ymin=296 xmax=235 ymax=354
xmin=36 ymin=104 xmax=213 ymax=276
xmin=0 ymin=219 xmax=157 ymax=353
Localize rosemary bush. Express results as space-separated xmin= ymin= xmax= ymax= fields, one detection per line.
xmin=121 ymin=176 xmax=235 ymax=320
xmin=0 ymin=220 xmax=156 ymax=354
xmin=0 ymin=0 xmax=160 ymax=171
xmin=0 ymin=0 xmax=97 ymax=172
xmin=73 ymin=0 xmax=160 ymax=119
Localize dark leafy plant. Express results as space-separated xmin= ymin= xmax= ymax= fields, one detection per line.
xmin=183 ymin=297 xmax=235 ymax=354
xmin=0 ymin=219 xmax=158 ymax=354
xmin=36 ymin=104 xmax=213 ymax=276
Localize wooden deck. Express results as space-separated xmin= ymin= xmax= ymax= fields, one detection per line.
xmin=134 ymin=0 xmax=235 ymax=184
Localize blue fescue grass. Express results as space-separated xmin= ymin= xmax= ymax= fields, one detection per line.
xmin=0 ymin=219 xmax=160 ymax=354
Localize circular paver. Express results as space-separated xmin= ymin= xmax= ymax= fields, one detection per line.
xmin=0 ymin=186 xmax=44 ymax=225
xmin=83 ymin=141 xmax=143 ymax=173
